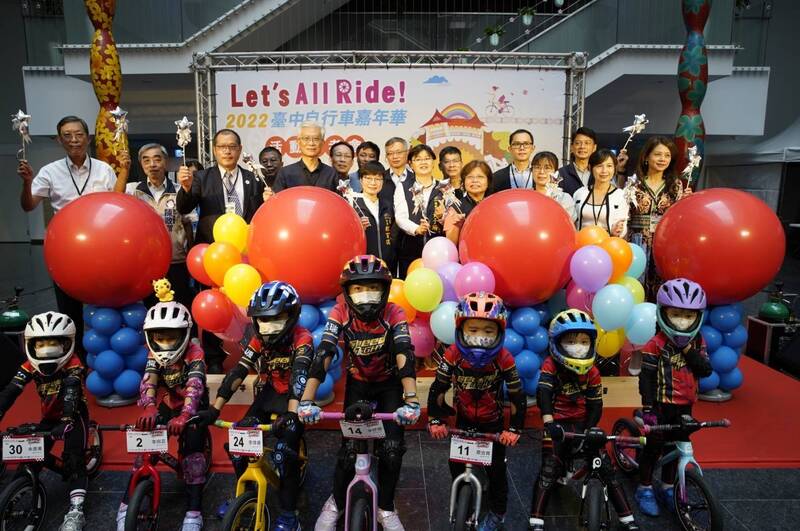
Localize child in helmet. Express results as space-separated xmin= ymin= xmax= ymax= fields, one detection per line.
xmin=427 ymin=292 xmax=526 ymax=531
xmin=0 ymin=312 xmax=89 ymax=531
xmin=195 ymin=281 xmax=313 ymax=531
xmin=528 ymin=309 xmax=639 ymax=531
xmin=297 ymin=254 xmax=420 ymax=531
xmin=635 ymin=278 xmax=712 ymax=517
xmin=115 ymin=295 xmax=209 ymax=531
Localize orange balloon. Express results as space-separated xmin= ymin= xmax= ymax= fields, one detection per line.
xmin=600 ymin=237 xmax=633 ymax=282
xmin=406 ymin=258 xmax=425 ymax=276
xmin=388 ymin=279 xmax=417 ymax=323
xmin=203 ymin=241 xmax=242 ymax=287
xmin=576 ymin=225 xmax=610 ymax=248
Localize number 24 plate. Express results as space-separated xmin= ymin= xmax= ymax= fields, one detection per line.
xmin=228 ymin=428 xmax=264 ymax=456
xmin=2 ymin=436 xmax=45 ymax=462
xmin=449 ymin=435 xmax=493 ymax=466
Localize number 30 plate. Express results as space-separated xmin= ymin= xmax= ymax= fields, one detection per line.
xmin=126 ymin=429 xmax=168 ymax=453
xmin=339 ymin=419 xmax=386 ymax=439
xmin=2 ymin=436 xmax=45 ymax=462
xmin=228 ymin=428 xmax=264 ymax=456
xmin=449 ymin=435 xmax=493 ymax=466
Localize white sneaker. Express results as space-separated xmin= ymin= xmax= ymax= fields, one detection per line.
xmin=314 ymin=496 xmax=341 ymax=531
xmin=116 ymin=503 xmax=127 ymax=531
xmin=377 ymin=509 xmax=405 ymax=531
xmin=628 ymin=351 xmax=642 ymax=376
xmin=181 ymin=510 xmax=203 ymax=531
xmin=59 ymin=508 xmax=85 ymax=531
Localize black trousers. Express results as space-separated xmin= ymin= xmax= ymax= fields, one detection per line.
xmin=448 ymin=418 xmax=508 ymax=515
xmin=30 ymin=408 xmax=89 ymax=496
xmin=54 ymin=282 xmax=85 ymax=363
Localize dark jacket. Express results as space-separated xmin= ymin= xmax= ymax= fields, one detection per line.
xmin=558 ymin=163 xmax=584 ymax=197
xmin=491 ymin=165 xmax=513 ymax=193
xmin=379 ymin=168 xmax=415 ymax=204
xmin=176 ymin=165 xmax=264 ymax=245
xmin=354 ymin=195 xmax=398 ymax=273
xmin=272 ymin=159 xmax=338 ymax=193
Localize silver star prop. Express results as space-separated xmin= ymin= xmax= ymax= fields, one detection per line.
xmin=110 ymin=106 xmax=128 ymax=144
xmin=337 ymin=178 xmax=366 ymax=217
xmin=11 ymin=109 xmax=31 ymax=160
xmin=623 ymin=173 xmax=639 ymax=209
xmin=621 ymin=113 xmax=649 ymax=151
xmin=437 ymin=178 xmax=462 ymax=212
xmin=544 ymin=171 xmax=562 ymax=198
xmin=242 ymin=151 xmax=268 ymax=187
xmin=175 ymin=116 xmax=193 ymax=165
xmin=411 ymin=181 xmax=428 ymax=221
xmin=681 ymin=145 xmax=702 ymax=186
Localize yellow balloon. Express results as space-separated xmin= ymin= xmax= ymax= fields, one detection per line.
xmin=595 ymin=324 xmax=626 ymax=358
xmin=223 ymin=263 xmax=263 ymax=307
xmin=403 ymin=267 xmax=443 ymax=312
xmin=614 ymin=276 xmax=645 ymax=305
xmin=213 ymin=213 xmax=249 ymax=253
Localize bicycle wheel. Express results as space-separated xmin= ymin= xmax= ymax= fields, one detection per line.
xmin=221 ymin=490 xmax=271 ymax=531
xmin=348 ymin=495 xmax=372 ymax=531
xmin=582 ymin=478 xmax=604 ymax=531
xmin=674 ymin=469 xmax=723 ymax=531
xmin=452 ymin=483 xmax=473 ymax=531
xmin=611 ymin=418 xmax=641 ymax=474
xmin=85 ymin=422 xmax=104 ymax=478
xmin=0 ymin=475 xmax=47 ymax=531
xmin=125 ymin=479 xmax=158 ymax=531
xmin=298 ymin=436 xmax=309 ymax=487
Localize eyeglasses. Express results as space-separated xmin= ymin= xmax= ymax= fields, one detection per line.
xmin=300 ymin=136 xmax=322 ymax=144
xmin=215 ymin=144 xmax=241 ymax=152
xmin=386 ymin=150 xmax=408 ymax=157
xmin=573 ymin=141 xmax=594 ymax=147
xmin=412 ymin=157 xmax=433 ymax=163
xmin=510 ymin=142 xmax=533 ymax=149
xmin=361 ymin=175 xmax=383 ymax=183
xmin=61 ymin=133 xmax=86 ymax=141
xmin=532 ymin=165 xmax=555 ymax=173
xmin=465 ymin=175 xmax=487 ymax=182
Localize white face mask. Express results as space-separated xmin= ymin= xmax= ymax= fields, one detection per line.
xmin=562 ymin=343 xmax=591 ymax=359
xmin=154 ymin=339 xmax=177 ymax=351
xmin=670 ymin=316 xmax=696 ymax=331
xmin=463 ymin=335 xmax=495 ymax=348
xmin=258 ymin=319 xmax=287 ymax=336
xmin=35 ymin=345 xmax=64 ymax=359
xmin=350 ymin=291 xmax=383 ymax=305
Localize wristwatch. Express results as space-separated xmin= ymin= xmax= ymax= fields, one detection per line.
xmin=403 ymin=391 xmax=417 ymax=400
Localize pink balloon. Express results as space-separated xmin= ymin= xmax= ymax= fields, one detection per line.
xmin=454 ymin=262 xmax=496 ymax=299
xmin=436 ymin=262 xmax=462 ymax=302
xmin=422 ymin=237 xmax=459 ymax=270
xmin=566 ymin=280 xmax=595 ymax=314
xmin=409 ymin=319 xmax=436 ymax=358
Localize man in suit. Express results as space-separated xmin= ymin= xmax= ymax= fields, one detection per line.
xmin=176 ymin=128 xmax=266 ymax=372
xmin=492 ymin=129 xmax=535 ymax=193
xmin=271 ymin=122 xmax=338 ymax=193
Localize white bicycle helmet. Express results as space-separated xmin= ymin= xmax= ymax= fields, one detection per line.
xmin=24 ymin=312 xmax=76 ymax=376
xmin=143 ymin=302 xmax=193 ymax=367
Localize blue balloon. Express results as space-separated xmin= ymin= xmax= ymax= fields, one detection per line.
xmin=316 ymin=373 xmax=335 ymax=401
xmin=113 ymin=369 xmax=142 ymax=398
xmin=723 ymin=324 xmax=748 ymax=350
xmin=110 ymin=328 xmax=142 ymax=356
xmin=511 ymin=308 xmax=541 ymax=336
xmin=710 ymin=346 xmax=739 ymax=374
xmin=298 ymin=304 xmax=321 ymax=331
xmin=83 ymin=305 xmax=98 ymax=324
xmin=330 ymin=364 xmax=343 ymax=382
xmin=94 ymin=349 xmax=125 ymax=379
xmin=125 ymin=345 xmax=149 ymax=371
xmin=718 ymin=367 xmax=743 ymax=391
xmin=709 ymin=305 xmax=741 ymax=333
xmin=83 ymin=329 xmax=110 ymax=354
xmin=592 ymin=284 xmax=634 ymax=331
xmin=698 ymin=371 xmax=720 ymax=393
xmin=515 ymin=350 xmax=541 ymax=379
xmin=91 ymin=308 xmax=123 ymax=336
xmin=625 ymin=303 xmax=657 ymax=346
xmin=311 ymin=325 xmax=325 ymax=348
xmin=86 ymin=371 xmax=114 ymax=397
xmin=546 ymin=290 xmax=567 ymax=317
xmin=503 ymin=329 xmax=525 ymax=356
xmin=120 ymin=303 xmax=147 ymax=330
xmin=534 ymin=303 xmax=551 ymax=327
xmin=330 ymin=346 xmax=344 ymax=368
xmin=625 ymin=243 xmax=647 ymax=280
xmin=700 ymin=325 xmax=723 ymax=353
xmin=525 ymin=327 xmax=549 ymax=354
xmin=430 ymin=301 xmax=459 ymax=345
xmin=86 ymin=353 xmax=96 ymax=369
xmin=318 ymin=301 xmax=336 ymax=321
xmin=523 ymin=372 xmax=540 ymax=396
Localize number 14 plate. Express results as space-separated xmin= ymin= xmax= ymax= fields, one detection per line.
xmin=339 ymin=419 xmax=385 ymax=439
xmin=450 ymin=435 xmax=493 ymax=466
xmin=3 ymin=436 xmax=45 ymax=462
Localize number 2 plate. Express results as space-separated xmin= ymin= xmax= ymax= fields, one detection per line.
xmin=449 ymin=435 xmax=493 ymax=466
xmin=126 ymin=429 xmax=168 ymax=453
xmin=339 ymin=419 xmax=386 ymax=439
xmin=2 ymin=436 xmax=45 ymax=462
xmin=228 ymin=428 xmax=263 ymax=456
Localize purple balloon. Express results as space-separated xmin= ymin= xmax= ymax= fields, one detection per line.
xmin=570 ymin=245 xmax=613 ymax=293
xmin=454 ymin=261 xmax=496 ymax=298
xmin=437 ymin=262 xmax=462 ymax=302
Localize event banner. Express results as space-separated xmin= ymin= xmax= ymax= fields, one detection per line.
xmin=214 ymin=68 xmax=566 ymax=173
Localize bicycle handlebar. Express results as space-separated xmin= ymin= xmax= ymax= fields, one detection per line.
xmin=641 ymin=418 xmax=731 ymax=435
xmin=563 ymin=431 xmax=647 ymax=447
xmin=214 ymin=419 xmax=273 ymax=432
xmin=0 ymin=423 xmax=53 ymax=438
xmin=97 ymin=424 xmax=167 ymax=431
xmin=321 ymin=412 xmax=396 ymax=422
xmin=449 ymin=428 xmax=501 ymax=442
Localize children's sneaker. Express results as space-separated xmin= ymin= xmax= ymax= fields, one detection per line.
xmin=275 ymin=511 xmax=301 ymax=531
xmin=528 ymin=516 xmax=544 ymax=531
xmin=377 ymin=509 xmax=405 ymax=531
xmin=215 ymin=499 xmax=231 ymax=519
xmin=635 ymin=486 xmax=660 ymax=517
xmin=620 ymin=520 xmax=640 ymax=531
xmin=314 ymin=496 xmax=341 ymax=531
xmin=478 ymin=511 xmax=504 ymax=531
xmin=59 ymin=508 xmax=85 ymax=531
xmin=116 ymin=503 xmax=127 ymax=531
xmin=181 ymin=510 xmax=203 ymax=531
xmin=656 ymin=485 xmax=675 ymax=513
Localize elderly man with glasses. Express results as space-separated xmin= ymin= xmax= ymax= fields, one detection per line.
xmin=271 ymin=122 xmax=338 ymax=193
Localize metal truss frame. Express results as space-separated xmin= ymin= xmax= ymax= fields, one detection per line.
xmin=192 ymin=51 xmax=586 ymax=164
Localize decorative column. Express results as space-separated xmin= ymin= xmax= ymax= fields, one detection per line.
xmin=85 ymin=0 xmax=126 ymax=172
xmin=674 ymin=0 xmax=710 ymax=184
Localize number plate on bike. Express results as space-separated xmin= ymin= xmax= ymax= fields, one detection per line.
xmin=339 ymin=419 xmax=385 ymax=439
xmin=228 ymin=428 xmax=263 ymax=456
xmin=449 ymin=435 xmax=493 ymax=466
xmin=2 ymin=436 xmax=44 ymax=462
xmin=126 ymin=429 xmax=168 ymax=453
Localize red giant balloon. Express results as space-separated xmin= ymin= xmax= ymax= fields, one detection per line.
xmin=459 ymin=190 xmax=576 ymax=306
xmin=247 ymin=186 xmax=366 ymax=303
xmin=44 ymin=192 xmax=171 ymax=306
xmin=653 ymin=188 xmax=785 ymax=304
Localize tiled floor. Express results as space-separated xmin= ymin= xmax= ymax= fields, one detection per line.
xmin=3 ymin=429 xmax=798 ymax=530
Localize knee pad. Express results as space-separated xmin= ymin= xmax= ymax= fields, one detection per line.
xmin=336 ymin=440 xmax=358 ymax=472
xmin=376 ymin=439 xmax=406 ymax=473
xmin=271 ymin=441 xmax=299 ymax=476
xmin=182 ymin=452 xmax=207 ymax=485
xmin=538 ymin=454 xmax=562 ymax=490
xmin=238 ymin=416 xmax=261 ymax=428
xmin=274 ymin=412 xmax=301 ymax=438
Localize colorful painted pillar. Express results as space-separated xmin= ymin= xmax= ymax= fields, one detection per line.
xmin=674 ymin=0 xmax=710 ymax=184
xmin=85 ymin=0 xmax=126 ymax=172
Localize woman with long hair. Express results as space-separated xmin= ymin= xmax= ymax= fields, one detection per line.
xmin=573 ymin=149 xmax=629 ymax=237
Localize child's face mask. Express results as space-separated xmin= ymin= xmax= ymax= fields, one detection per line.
xmin=665 ymin=308 xmax=699 ymax=332
xmin=152 ymin=331 xmax=180 ymax=350
xmin=562 ymin=343 xmax=591 ymax=359
xmin=258 ymin=318 xmax=287 ymax=336
xmin=35 ymin=343 xmax=64 ymax=359
xmin=350 ymin=291 xmax=383 ymax=305
xmin=463 ymin=335 xmax=495 ymax=348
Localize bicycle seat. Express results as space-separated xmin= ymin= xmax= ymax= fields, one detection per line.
xmin=345 ymin=401 xmax=374 ymax=422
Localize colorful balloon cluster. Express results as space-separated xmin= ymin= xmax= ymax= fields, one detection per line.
xmin=567 ymin=227 xmax=656 ymax=357
xmin=83 ymin=304 xmax=148 ymax=399
xmin=298 ymin=301 xmax=342 ymax=402
xmin=698 ymin=304 xmax=747 ymax=393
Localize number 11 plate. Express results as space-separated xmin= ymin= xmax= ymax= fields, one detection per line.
xmin=449 ymin=435 xmax=493 ymax=466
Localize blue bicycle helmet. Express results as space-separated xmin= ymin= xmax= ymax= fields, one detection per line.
xmin=248 ymin=281 xmax=301 ymax=345
xmin=548 ymin=309 xmax=597 ymax=375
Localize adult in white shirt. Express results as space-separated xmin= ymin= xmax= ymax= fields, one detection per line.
xmin=531 ymin=151 xmax=576 ymax=221
xmin=17 ymin=115 xmax=120 ymax=361
xmin=573 ymin=148 xmax=629 ymax=238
